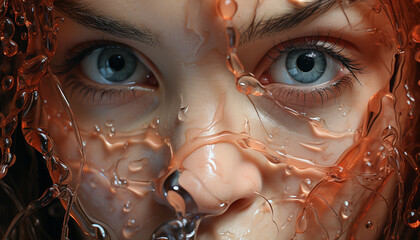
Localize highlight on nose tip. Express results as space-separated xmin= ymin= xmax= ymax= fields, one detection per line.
xmin=169 ymin=143 xmax=263 ymax=214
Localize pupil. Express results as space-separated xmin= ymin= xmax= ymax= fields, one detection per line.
xmin=296 ymin=54 xmax=315 ymax=72
xmin=108 ymin=55 xmax=125 ymax=72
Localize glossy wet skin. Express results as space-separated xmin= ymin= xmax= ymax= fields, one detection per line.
xmin=42 ymin=0 xmax=401 ymax=239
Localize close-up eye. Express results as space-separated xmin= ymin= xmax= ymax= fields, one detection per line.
xmin=255 ymin=37 xmax=362 ymax=106
xmin=271 ymin=49 xmax=342 ymax=85
xmin=50 ymin=42 xmax=159 ymax=105
xmin=81 ymin=46 xmax=155 ymax=86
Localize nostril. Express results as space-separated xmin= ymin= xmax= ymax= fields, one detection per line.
xmin=170 ymin=143 xmax=263 ymax=214
xmin=227 ymin=197 xmax=256 ymax=213
xmin=163 ymin=170 xmax=199 ymax=215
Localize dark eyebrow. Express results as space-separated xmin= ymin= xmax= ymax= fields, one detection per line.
xmin=54 ymin=0 xmax=159 ymax=47
xmin=240 ymin=0 xmax=355 ymax=45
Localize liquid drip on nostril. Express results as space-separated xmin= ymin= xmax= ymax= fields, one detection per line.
xmin=163 ymin=170 xmax=198 ymax=214
xmin=152 ymin=170 xmax=202 ymax=239
xmin=150 ymin=215 xmax=201 ymax=240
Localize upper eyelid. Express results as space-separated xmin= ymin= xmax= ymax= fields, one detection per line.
xmin=51 ymin=41 xmax=140 ymax=75
xmin=253 ymin=36 xmax=363 ymax=78
xmin=51 ymin=40 xmax=164 ymax=86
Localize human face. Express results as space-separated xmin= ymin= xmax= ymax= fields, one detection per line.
xmin=38 ymin=0 xmax=406 ymax=239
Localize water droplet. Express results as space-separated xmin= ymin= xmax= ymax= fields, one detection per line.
xmin=2 ymin=151 xmax=15 ymax=166
xmin=24 ymin=129 xmax=53 ymax=154
xmin=236 ymin=74 xmax=267 ymax=96
xmin=338 ymin=103 xmax=351 ymax=116
xmin=217 ymin=0 xmax=238 ymax=20
xmin=1 ymin=39 xmax=18 ymax=57
xmin=14 ymin=91 xmax=27 ymax=110
xmin=108 ymin=127 xmax=115 ymax=137
xmin=412 ymin=24 xmax=420 ymax=43
xmin=21 ymin=32 xmax=27 ymax=40
xmin=94 ymin=124 xmax=101 ymax=133
xmin=340 ymin=201 xmax=352 ymax=220
xmin=227 ymin=52 xmax=244 ymax=75
xmin=105 ymin=120 xmax=116 ymax=137
xmin=178 ymin=106 xmax=189 ymax=122
xmin=363 ymin=151 xmax=372 ymax=162
xmin=3 ymin=137 xmax=11 ymax=148
xmin=122 ymin=201 xmax=131 ymax=213
xmin=128 ymin=158 xmax=149 ymax=173
xmin=300 ymin=178 xmax=312 ymax=194
xmin=15 ymin=13 xmax=25 ymax=26
xmin=19 ymin=54 xmax=49 ymax=81
xmin=105 ymin=120 xmax=114 ymax=127
xmin=365 ymin=221 xmax=374 ymax=229
xmin=122 ymin=219 xmax=141 ymax=239
xmin=90 ymin=177 xmax=98 ymax=188
xmin=283 ymin=186 xmax=290 ymax=194
xmin=111 ymin=172 xmax=127 ymax=188
xmin=55 ymin=17 xmax=65 ymax=24
xmin=366 ymin=28 xmax=377 ymax=35
xmin=1 ymin=75 xmax=14 ymax=91
xmin=415 ymin=50 xmax=420 ymax=63
xmin=0 ymin=17 xmax=15 ymax=39
xmin=372 ymin=4 xmax=381 ymax=13
xmin=406 ymin=210 xmax=420 ymax=228
xmin=0 ymin=164 xmax=8 ymax=178
xmin=285 ymin=165 xmax=293 ymax=175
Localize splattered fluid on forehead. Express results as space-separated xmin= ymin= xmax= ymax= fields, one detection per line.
xmin=0 ymin=0 xmax=419 ymax=240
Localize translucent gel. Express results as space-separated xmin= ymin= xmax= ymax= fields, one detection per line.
xmin=0 ymin=1 xmax=419 ymax=240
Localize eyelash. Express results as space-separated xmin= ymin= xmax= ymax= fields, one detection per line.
xmin=259 ymin=35 xmax=365 ymax=106
xmin=51 ymin=40 xmax=147 ymax=103
xmin=63 ymin=75 xmax=137 ymax=103
xmin=52 ymin=40 xmax=118 ymax=74
xmin=52 ymin=36 xmax=364 ymax=105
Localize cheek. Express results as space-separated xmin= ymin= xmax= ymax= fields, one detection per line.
xmin=48 ymin=114 xmax=175 ymax=238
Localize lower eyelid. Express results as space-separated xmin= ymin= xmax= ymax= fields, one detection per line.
xmin=267 ymin=75 xmax=354 ymax=107
xmin=62 ymin=74 xmax=155 ymax=105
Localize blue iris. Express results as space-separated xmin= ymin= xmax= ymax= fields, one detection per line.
xmin=98 ymin=48 xmax=137 ymax=82
xmin=286 ymin=49 xmax=326 ymax=83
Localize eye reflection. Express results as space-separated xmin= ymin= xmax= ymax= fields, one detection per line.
xmin=285 ymin=49 xmax=327 ymax=83
xmin=82 ymin=46 xmax=153 ymax=85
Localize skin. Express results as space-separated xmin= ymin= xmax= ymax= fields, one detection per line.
xmin=40 ymin=0 xmax=403 ymax=239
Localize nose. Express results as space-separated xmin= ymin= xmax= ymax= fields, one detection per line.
xmin=161 ymin=65 xmax=264 ymax=215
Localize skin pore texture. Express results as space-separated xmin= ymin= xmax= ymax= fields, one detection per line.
xmin=7 ymin=0 xmax=411 ymax=239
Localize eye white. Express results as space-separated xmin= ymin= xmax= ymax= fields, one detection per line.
xmin=80 ymin=47 xmax=151 ymax=85
xmin=269 ymin=49 xmax=344 ymax=86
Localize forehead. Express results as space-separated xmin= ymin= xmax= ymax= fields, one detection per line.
xmin=64 ymin=0 xmax=342 ymax=32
